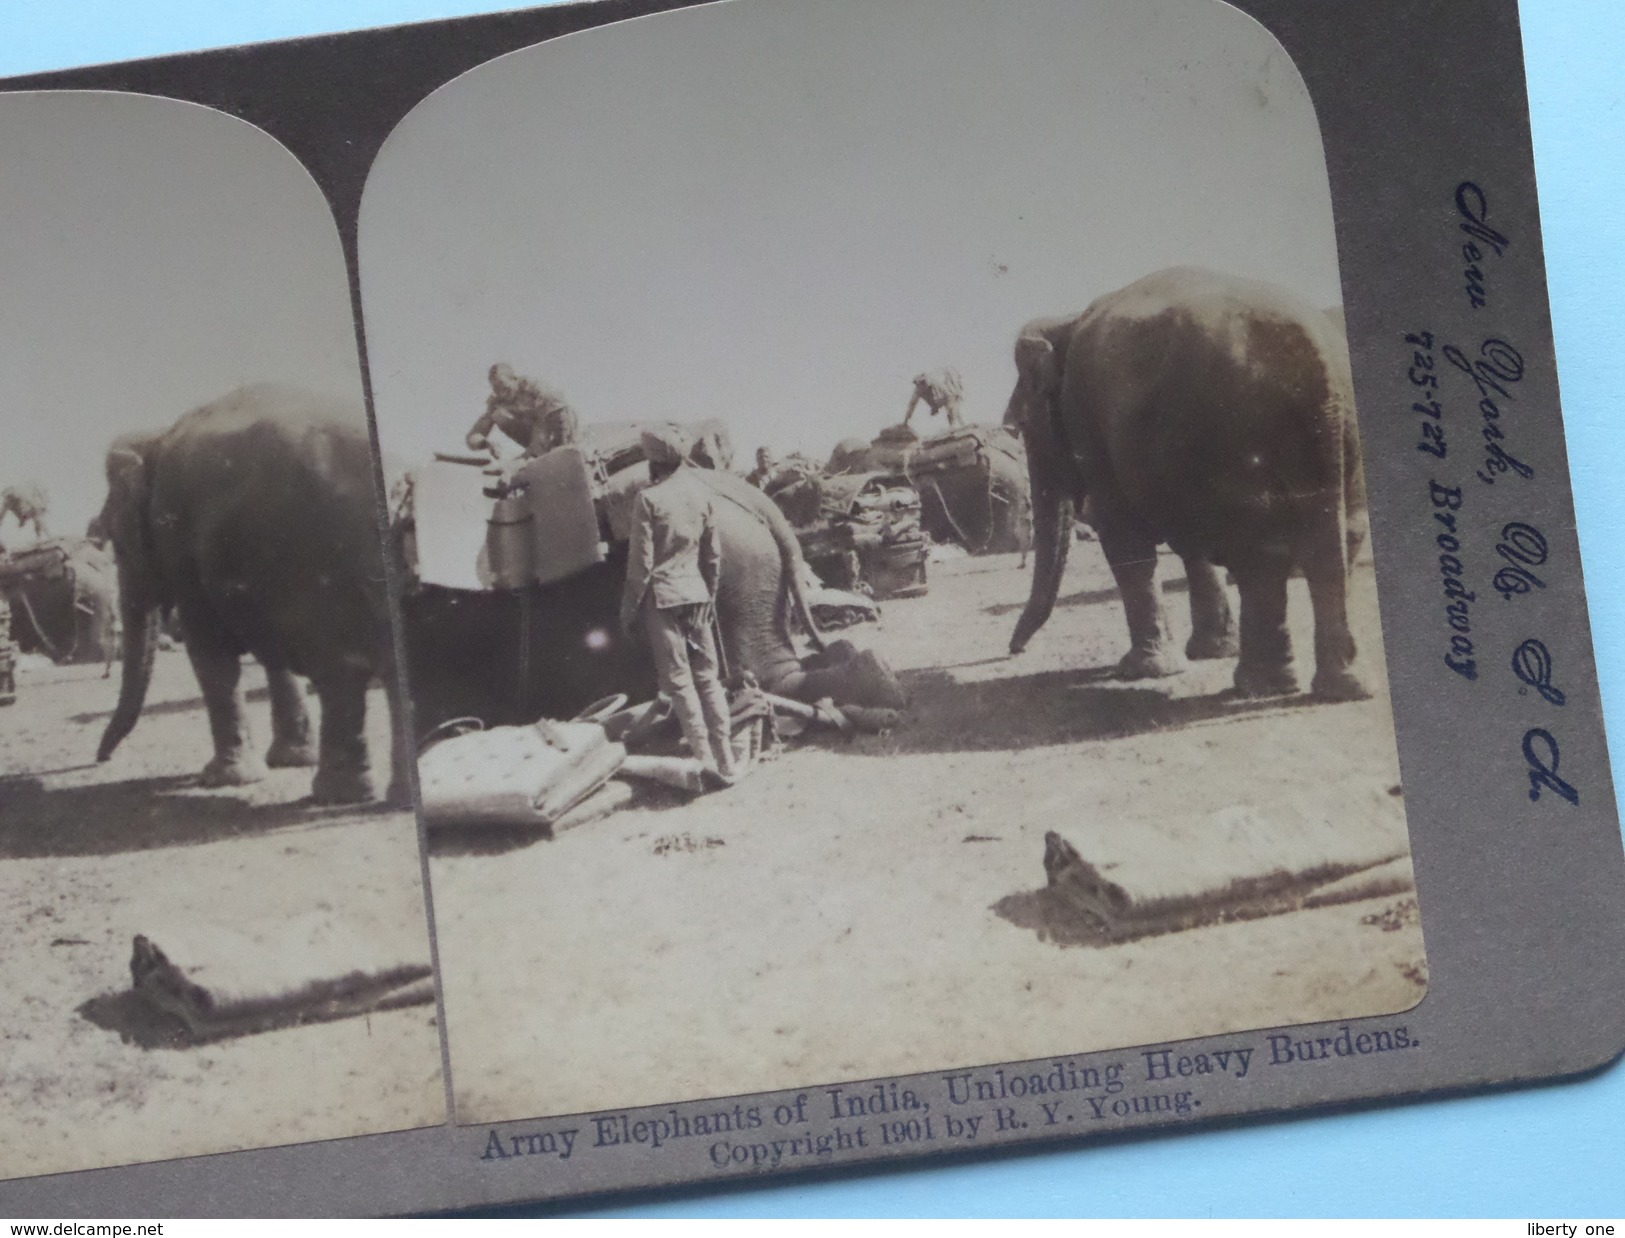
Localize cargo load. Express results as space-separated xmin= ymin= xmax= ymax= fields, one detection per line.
xmin=792 ymin=472 xmax=928 ymax=600
xmin=396 ymin=419 xmax=909 ymax=738
xmin=405 ymin=421 xmax=739 ymax=593
xmin=0 ymin=537 xmax=118 ymax=666
xmin=864 ymin=423 xmax=1032 ymax=555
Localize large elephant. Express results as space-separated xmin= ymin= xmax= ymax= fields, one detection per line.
xmin=400 ymin=460 xmax=904 ymax=737
xmin=1005 ymin=267 xmax=1368 ymax=700
xmin=96 ymin=384 xmax=408 ymax=804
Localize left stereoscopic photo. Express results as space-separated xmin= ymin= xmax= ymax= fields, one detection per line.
xmin=0 ymin=92 xmax=445 ymax=1180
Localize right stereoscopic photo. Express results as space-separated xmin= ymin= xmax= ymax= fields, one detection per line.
xmin=360 ymin=0 xmax=1428 ymax=1123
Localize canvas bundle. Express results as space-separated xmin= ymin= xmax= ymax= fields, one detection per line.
xmin=417 ymin=718 xmax=627 ymax=828
xmin=1040 ymin=794 xmax=1414 ymax=942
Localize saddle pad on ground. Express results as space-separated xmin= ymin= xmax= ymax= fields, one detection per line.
xmin=418 ymin=719 xmax=626 ymax=827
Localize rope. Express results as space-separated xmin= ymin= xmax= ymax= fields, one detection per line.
xmin=418 ymin=716 xmax=484 ymax=755
xmin=9 ymin=586 xmax=62 ymax=660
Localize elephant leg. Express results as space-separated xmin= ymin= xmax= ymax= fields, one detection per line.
xmin=310 ymin=666 xmax=375 ymax=805
xmin=1231 ymin=562 xmax=1299 ymax=697
xmin=1307 ymin=566 xmax=1372 ymax=700
xmin=1183 ymin=557 xmax=1239 ymax=660
xmin=263 ymin=665 xmax=317 ymax=768
xmin=1099 ymin=527 xmax=1181 ymax=679
xmin=186 ymin=636 xmax=264 ymax=787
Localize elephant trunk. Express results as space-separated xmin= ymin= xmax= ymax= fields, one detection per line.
xmin=1009 ymin=483 xmax=1073 ymax=654
xmin=98 ymin=563 xmax=159 ymax=761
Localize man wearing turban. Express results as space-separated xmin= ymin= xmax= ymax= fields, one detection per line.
xmin=620 ymin=424 xmax=738 ymax=789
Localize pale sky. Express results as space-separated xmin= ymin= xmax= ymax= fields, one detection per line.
xmin=0 ymin=0 xmax=1347 ymax=544
xmin=0 ymin=91 xmax=364 ymax=540
xmin=359 ymin=0 xmax=1344 ymax=468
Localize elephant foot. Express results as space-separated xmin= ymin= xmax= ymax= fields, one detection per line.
xmin=1232 ymin=661 xmax=1301 ymax=698
xmin=311 ymin=766 xmax=376 ymax=805
xmin=1186 ymin=629 xmax=1240 ymax=661
xmin=840 ymin=648 xmax=908 ymax=710
xmin=798 ymin=644 xmax=908 ymax=710
xmin=200 ymin=755 xmax=266 ymax=787
xmin=1116 ymin=645 xmax=1184 ymax=680
xmin=1311 ymin=666 xmax=1374 ymax=702
xmin=382 ymin=778 xmax=413 ymax=809
xmin=265 ymin=737 xmax=319 ymax=768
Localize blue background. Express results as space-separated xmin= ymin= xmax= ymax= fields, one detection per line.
xmin=1 ymin=0 xmax=1619 ymax=1218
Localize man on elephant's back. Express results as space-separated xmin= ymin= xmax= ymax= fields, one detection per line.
xmin=465 ymin=363 xmax=579 ymax=458
xmin=620 ymin=425 xmax=738 ymax=791
xmin=903 ymin=368 xmax=965 ymax=430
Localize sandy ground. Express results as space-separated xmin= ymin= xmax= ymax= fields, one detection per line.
xmin=428 ymin=542 xmax=1429 ymax=1124
xmin=0 ymin=654 xmax=444 ymax=1182
xmin=0 ymin=539 xmax=1428 ymax=1175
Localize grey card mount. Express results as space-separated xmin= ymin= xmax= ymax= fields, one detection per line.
xmin=0 ymin=0 xmax=1621 ymax=1217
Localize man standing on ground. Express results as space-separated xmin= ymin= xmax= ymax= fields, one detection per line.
xmin=621 ymin=425 xmax=738 ymax=791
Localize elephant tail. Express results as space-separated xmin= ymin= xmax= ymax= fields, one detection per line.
xmin=98 ymin=579 xmax=160 ymax=762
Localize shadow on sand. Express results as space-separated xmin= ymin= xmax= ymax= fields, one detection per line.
xmin=0 ymin=772 xmax=399 ymax=860
xmin=424 ymin=782 xmax=691 ymax=859
xmin=845 ymin=662 xmax=1326 ymax=757
xmin=68 ymin=683 xmax=277 ymax=726
xmin=426 ymin=820 xmax=554 ymax=859
xmin=78 ymin=966 xmax=434 ymax=1050
xmin=992 ymin=887 xmax=1117 ymax=948
xmin=981 ymin=574 xmax=1193 ymax=619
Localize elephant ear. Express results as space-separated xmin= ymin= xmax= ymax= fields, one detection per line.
xmin=103 ymin=435 xmax=162 ymax=601
xmin=1014 ymin=333 xmax=1061 ymax=397
xmin=1005 ymin=333 xmax=1062 ymax=435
